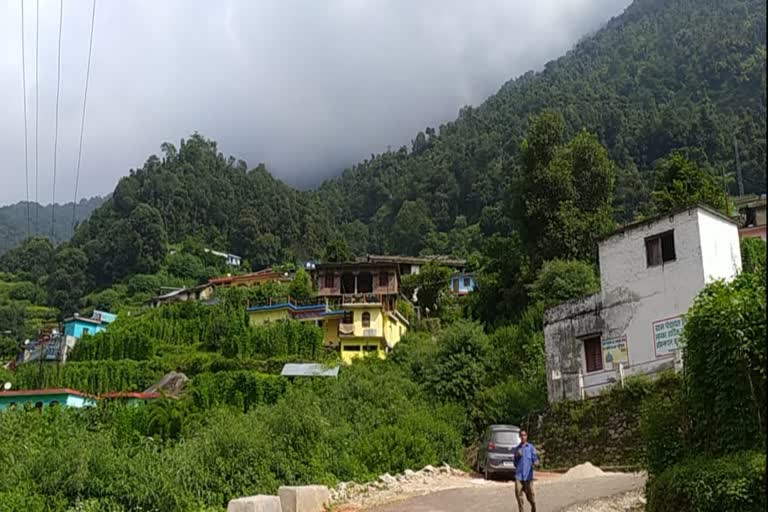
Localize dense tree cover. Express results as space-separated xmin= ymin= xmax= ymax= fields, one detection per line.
xmin=0 ymin=196 xmax=105 ymax=256
xmin=529 ymin=259 xmax=601 ymax=309
xmin=640 ymin=263 xmax=766 ymax=511
xmin=650 ymin=152 xmax=731 ymax=214
xmin=740 ymin=236 xmax=767 ymax=274
xmin=7 ymin=0 xmax=754 ymax=298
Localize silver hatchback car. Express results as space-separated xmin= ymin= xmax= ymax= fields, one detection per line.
xmin=476 ymin=424 xmax=521 ymax=480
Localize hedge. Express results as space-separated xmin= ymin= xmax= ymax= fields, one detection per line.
xmin=646 ymin=451 xmax=766 ymax=512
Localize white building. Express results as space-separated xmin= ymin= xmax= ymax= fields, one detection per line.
xmin=544 ymin=204 xmax=742 ymax=402
xmin=204 ymin=248 xmax=242 ymax=267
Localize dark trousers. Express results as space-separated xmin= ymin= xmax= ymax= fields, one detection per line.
xmin=515 ymin=479 xmax=536 ymax=512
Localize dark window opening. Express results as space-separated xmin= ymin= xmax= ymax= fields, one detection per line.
xmin=324 ymin=273 xmax=334 ymax=289
xmin=362 ymin=312 xmax=371 ymax=328
xmin=646 ymin=231 xmax=675 ymax=267
xmin=344 ymin=345 xmax=360 ymax=351
xmin=463 ymin=277 xmax=471 ymax=287
xmin=363 ymin=345 xmax=378 ymax=352
xmin=49 ymin=401 xmax=59 ymax=407
xmin=341 ymin=273 xmax=355 ymax=294
xmin=379 ymin=272 xmax=389 ymax=287
xmin=34 ymin=401 xmax=44 ymax=411
xmin=343 ymin=311 xmax=353 ymax=324
xmin=583 ymin=336 xmax=603 ymax=373
xmin=745 ymin=207 xmax=757 ymax=226
xmin=453 ymin=279 xmax=459 ymax=292
xmin=357 ymin=272 xmax=373 ymax=294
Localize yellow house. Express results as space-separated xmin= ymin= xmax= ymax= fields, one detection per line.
xmin=246 ymin=299 xmax=409 ymax=363
xmin=335 ymin=303 xmax=409 ymax=364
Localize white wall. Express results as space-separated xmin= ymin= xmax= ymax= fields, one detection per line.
xmin=698 ymin=209 xmax=742 ymax=282
xmin=548 ymin=206 xmax=742 ymax=401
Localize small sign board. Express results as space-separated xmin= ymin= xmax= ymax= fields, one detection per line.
xmin=601 ymin=336 xmax=629 ymax=370
xmin=653 ymin=316 xmax=685 ymax=356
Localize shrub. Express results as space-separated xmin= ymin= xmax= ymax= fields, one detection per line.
xmin=683 ymin=270 xmax=766 ymax=455
xmin=640 ymin=372 xmax=689 ymax=476
xmin=646 ymin=451 xmax=766 ymax=512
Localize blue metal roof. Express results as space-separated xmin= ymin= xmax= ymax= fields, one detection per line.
xmin=280 ymin=363 xmax=340 ymax=378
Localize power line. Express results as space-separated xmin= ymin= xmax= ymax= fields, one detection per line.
xmin=72 ymin=0 xmax=97 ymax=230
xmin=20 ymin=0 xmax=31 ymax=237
xmin=34 ymin=0 xmax=40 ymax=234
xmin=50 ymin=0 xmax=64 ymax=240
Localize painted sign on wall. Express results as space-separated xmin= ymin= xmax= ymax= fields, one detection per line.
xmin=653 ymin=316 xmax=685 ymax=356
xmin=602 ymin=336 xmax=629 ymax=369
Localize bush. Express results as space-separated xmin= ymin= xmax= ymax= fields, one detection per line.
xmin=640 ymin=372 xmax=689 ymax=476
xmin=683 ymin=270 xmax=766 ymax=455
xmin=740 ymin=237 xmax=766 ymax=274
xmin=646 ymin=451 xmax=766 ymax=512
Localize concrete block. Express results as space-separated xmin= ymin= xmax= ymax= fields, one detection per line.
xmin=278 ymin=485 xmax=331 ymax=512
xmin=227 ymin=495 xmax=282 ymax=512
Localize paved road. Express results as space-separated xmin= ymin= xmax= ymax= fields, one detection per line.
xmin=367 ymin=473 xmax=645 ymax=512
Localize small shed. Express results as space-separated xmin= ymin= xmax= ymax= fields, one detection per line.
xmin=280 ymin=363 xmax=340 ymax=378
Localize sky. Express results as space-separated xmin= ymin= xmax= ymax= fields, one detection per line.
xmin=0 ymin=0 xmax=631 ymax=207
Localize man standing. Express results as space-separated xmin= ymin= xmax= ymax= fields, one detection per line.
xmin=514 ymin=430 xmax=540 ymax=512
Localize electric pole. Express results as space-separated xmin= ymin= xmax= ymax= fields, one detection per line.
xmin=734 ymin=135 xmax=745 ymax=197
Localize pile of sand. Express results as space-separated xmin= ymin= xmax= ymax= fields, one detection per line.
xmin=561 ymin=462 xmax=606 ymax=480
xmin=144 ymin=371 xmax=189 ymax=396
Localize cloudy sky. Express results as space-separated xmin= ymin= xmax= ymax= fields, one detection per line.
xmin=0 ymin=0 xmax=631 ymax=206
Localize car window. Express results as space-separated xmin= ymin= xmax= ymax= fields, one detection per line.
xmin=492 ymin=430 xmax=520 ymax=445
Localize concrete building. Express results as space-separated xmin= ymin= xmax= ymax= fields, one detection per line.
xmin=544 ymin=205 xmax=742 ymax=402
xmin=0 ymin=388 xmax=97 ymax=411
xmin=734 ymin=194 xmax=767 ymax=241
xmin=450 ymin=272 xmax=476 ymax=296
xmin=63 ymin=309 xmax=116 ymax=339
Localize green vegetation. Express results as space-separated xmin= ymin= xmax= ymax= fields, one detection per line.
xmin=641 ymin=265 xmax=766 ymax=511
xmin=0 ymin=0 xmax=765 ymax=509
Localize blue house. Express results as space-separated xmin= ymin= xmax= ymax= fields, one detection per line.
xmin=0 ymin=388 xmax=97 ymax=411
xmin=450 ymin=272 xmax=476 ymax=296
xmin=63 ymin=310 xmax=116 ymax=340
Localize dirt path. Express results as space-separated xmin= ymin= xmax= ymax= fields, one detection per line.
xmin=362 ymin=472 xmax=645 ymax=512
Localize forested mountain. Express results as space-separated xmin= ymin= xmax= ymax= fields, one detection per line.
xmin=69 ymin=0 xmax=765 ymax=287
xmin=0 ymin=196 xmax=106 ymax=255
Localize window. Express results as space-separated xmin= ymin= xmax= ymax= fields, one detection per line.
xmin=463 ymin=277 xmax=471 ymax=287
xmin=362 ymin=312 xmax=371 ymax=328
xmin=324 ymin=273 xmax=334 ymax=289
xmin=379 ymin=272 xmax=389 ymax=287
xmin=583 ymin=336 xmax=603 ymax=373
xmin=343 ymin=345 xmax=361 ymax=351
xmin=363 ymin=345 xmax=378 ymax=352
xmin=49 ymin=401 xmax=59 ymax=407
xmin=82 ymin=327 xmax=90 ymax=336
xmin=491 ymin=430 xmax=520 ymax=446
xmin=34 ymin=401 xmax=44 ymax=411
xmin=343 ymin=311 xmax=353 ymax=324
xmin=453 ymin=279 xmax=459 ymax=292
xmin=645 ymin=231 xmax=676 ymax=267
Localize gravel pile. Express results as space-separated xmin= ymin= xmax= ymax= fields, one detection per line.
xmin=563 ymin=490 xmax=646 ymax=512
xmin=329 ymin=463 xmax=466 ymax=504
xmin=561 ymin=462 xmax=606 ymax=480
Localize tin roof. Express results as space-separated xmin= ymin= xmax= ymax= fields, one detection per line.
xmin=0 ymin=388 xmax=96 ymax=399
xmin=280 ymin=363 xmax=340 ymax=378
xmin=99 ymin=391 xmax=164 ymax=400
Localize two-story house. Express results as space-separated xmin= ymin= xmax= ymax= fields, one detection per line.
xmin=544 ymin=204 xmax=742 ymax=402
xmin=63 ymin=310 xmax=117 ymax=340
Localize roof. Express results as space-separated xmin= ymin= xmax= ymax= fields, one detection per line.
xmin=99 ymin=391 xmax=164 ymax=400
xmin=208 ymin=269 xmax=289 ymax=286
xmin=62 ymin=316 xmax=103 ymax=326
xmin=599 ymin=204 xmax=739 ymax=243
xmin=0 ymin=388 xmax=95 ymax=399
xmin=489 ymin=424 xmax=521 ymax=431
xmin=360 ymin=254 xmax=466 ymax=268
xmin=280 ymin=363 xmax=340 ymax=378
xmin=246 ymin=301 xmax=328 ymax=313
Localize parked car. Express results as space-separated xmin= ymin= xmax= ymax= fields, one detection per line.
xmin=476 ymin=424 xmax=521 ymax=480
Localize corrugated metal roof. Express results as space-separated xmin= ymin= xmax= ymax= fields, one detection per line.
xmin=280 ymin=363 xmax=340 ymax=378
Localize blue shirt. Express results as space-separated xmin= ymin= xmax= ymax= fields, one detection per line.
xmin=513 ymin=443 xmax=539 ymax=481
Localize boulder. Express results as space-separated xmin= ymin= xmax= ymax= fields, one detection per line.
xmin=278 ymin=485 xmax=331 ymax=512
xmin=227 ymin=495 xmax=282 ymax=512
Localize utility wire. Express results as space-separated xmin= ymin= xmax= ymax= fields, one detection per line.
xmin=72 ymin=0 xmax=97 ymax=230
xmin=50 ymin=0 xmax=64 ymax=240
xmin=34 ymin=0 xmax=40 ymax=234
xmin=20 ymin=0 xmax=31 ymax=237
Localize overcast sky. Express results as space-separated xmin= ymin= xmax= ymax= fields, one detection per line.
xmin=0 ymin=0 xmax=631 ymax=207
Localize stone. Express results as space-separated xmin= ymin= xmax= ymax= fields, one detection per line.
xmin=278 ymin=486 xmax=331 ymax=512
xmin=227 ymin=495 xmax=282 ymax=512
xmin=379 ymin=473 xmax=397 ymax=485
xmin=422 ymin=465 xmax=436 ymax=473
xmin=404 ymin=469 xmax=416 ymax=479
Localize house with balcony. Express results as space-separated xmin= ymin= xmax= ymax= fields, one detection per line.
xmin=544 ymin=204 xmax=742 ymax=402
xmin=312 ymin=260 xmax=402 ymax=311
